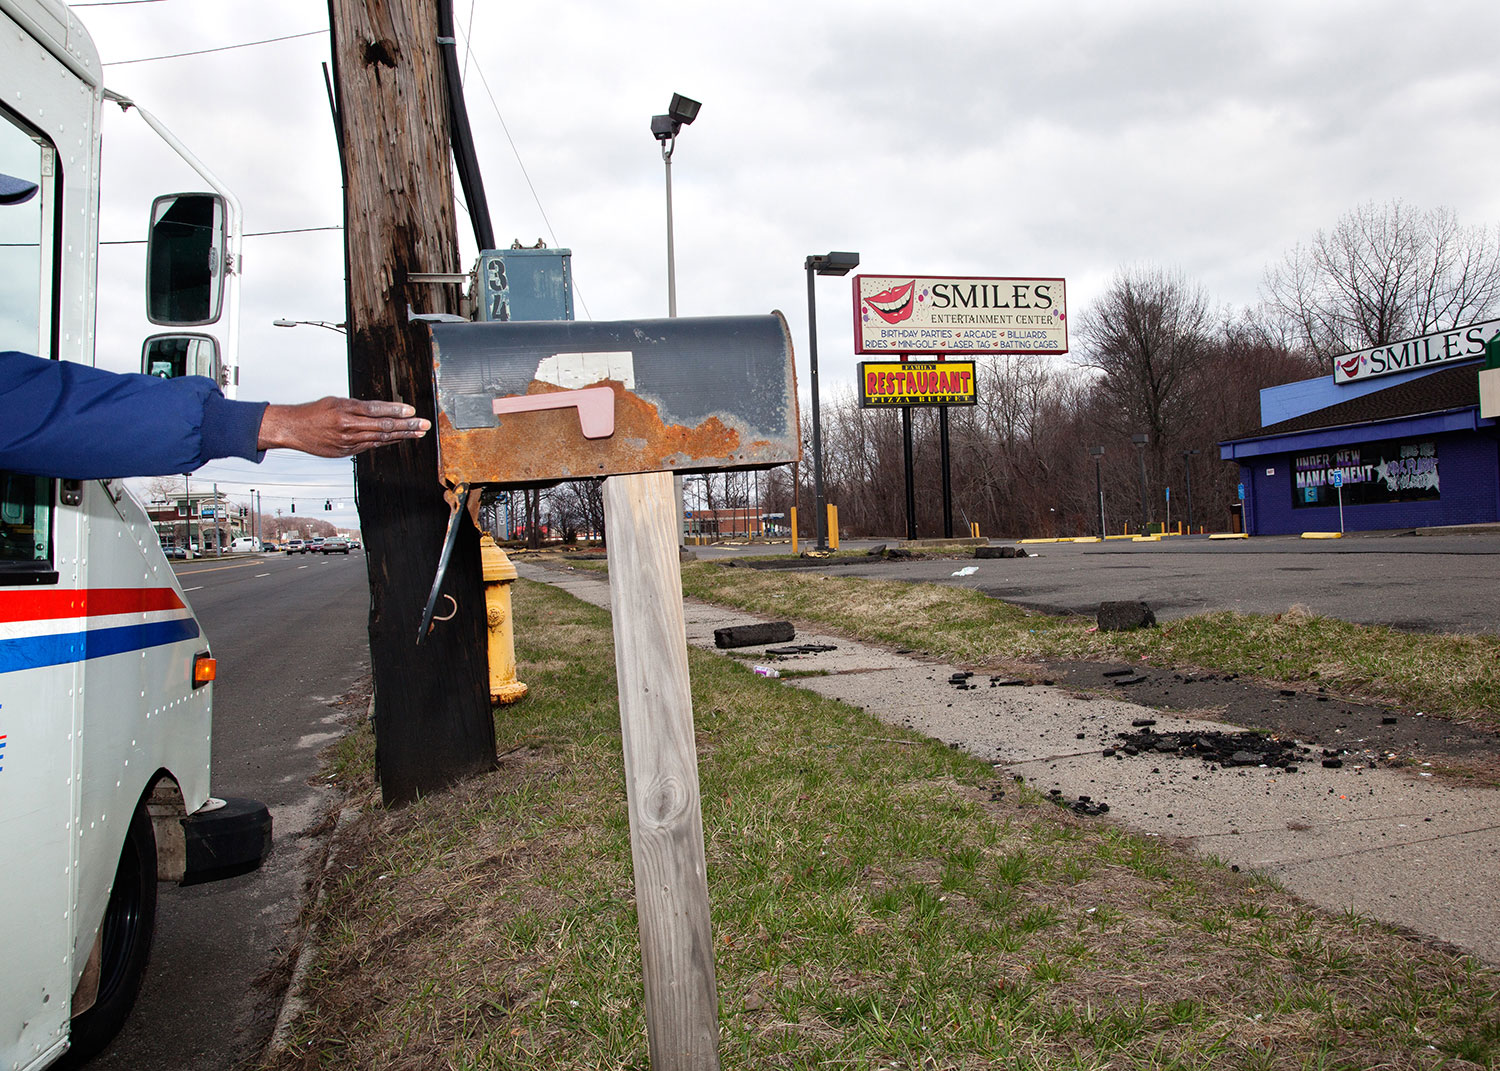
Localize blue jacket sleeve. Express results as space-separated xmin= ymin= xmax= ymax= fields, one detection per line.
xmin=0 ymin=351 xmax=270 ymax=479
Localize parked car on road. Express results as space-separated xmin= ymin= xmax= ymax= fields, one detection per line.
xmin=317 ymin=537 xmax=350 ymax=554
xmin=162 ymin=544 xmax=187 ymax=560
xmin=284 ymin=539 xmax=308 ymax=554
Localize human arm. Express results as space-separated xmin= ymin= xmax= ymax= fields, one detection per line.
xmin=255 ymin=397 xmax=430 ymax=456
xmin=0 ymin=351 xmax=428 ymax=479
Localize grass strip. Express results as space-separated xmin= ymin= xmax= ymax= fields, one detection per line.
xmin=266 ymin=579 xmax=1499 ymax=1070
xmin=678 ymin=561 xmax=1500 ymax=731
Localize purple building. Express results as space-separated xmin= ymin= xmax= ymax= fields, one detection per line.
xmin=1220 ymin=329 xmax=1500 ymax=535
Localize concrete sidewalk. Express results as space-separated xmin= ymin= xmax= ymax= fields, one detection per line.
xmin=519 ymin=562 xmax=1500 ymax=965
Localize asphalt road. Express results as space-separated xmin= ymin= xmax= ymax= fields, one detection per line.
xmin=716 ymin=530 xmax=1500 ymax=634
xmin=88 ymin=550 xmax=373 ymax=1071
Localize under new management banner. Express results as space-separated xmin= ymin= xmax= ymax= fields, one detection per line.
xmin=853 ymin=274 xmax=1067 ymax=355
xmin=859 ymin=361 xmax=977 ymax=408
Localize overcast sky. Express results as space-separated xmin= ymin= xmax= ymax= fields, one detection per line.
xmin=74 ymin=0 xmax=1500 ymax=527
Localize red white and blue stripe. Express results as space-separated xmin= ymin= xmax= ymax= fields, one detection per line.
xmin=0 ymin=588 xmax=200 ymax=672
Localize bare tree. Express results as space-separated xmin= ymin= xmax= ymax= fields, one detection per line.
xmin=1076 ymin=265 xmax=1214 ymax=474
xmin=1262 ymin=200 xmax=1500 ymax=361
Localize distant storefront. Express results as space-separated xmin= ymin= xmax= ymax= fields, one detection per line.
xmin=1220 ymin=325 xmax=1499 ymax=535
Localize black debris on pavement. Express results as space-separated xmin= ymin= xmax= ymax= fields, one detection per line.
xmin=1047 ymin=790 xmax=1110 ymax=816
xmin=1112 ymin=727 xmax=1314 ymax=770
xmin=764 ymin=643 xmax=838 ymax=656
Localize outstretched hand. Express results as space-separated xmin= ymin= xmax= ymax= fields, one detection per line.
xmin=257 ymin=397 xmax=431 ymax=457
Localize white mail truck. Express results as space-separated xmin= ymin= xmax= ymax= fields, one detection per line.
xmin=1 ymin=1 xmax=271 ymax=1066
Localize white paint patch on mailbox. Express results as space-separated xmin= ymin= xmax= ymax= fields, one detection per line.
xmin=536 ymin=351 xmax=636 ymax=390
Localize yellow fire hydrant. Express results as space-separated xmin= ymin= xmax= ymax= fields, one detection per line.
xmin=479 ymin=534 xmax=528 ymax=704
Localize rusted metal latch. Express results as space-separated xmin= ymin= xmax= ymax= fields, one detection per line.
xmin=416 ymin=482 xmax=470 ymax=644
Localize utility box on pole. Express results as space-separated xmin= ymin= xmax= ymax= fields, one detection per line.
xmin=477 ymin=247 xmax=573 ymax=322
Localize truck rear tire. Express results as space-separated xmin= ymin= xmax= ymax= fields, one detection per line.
xmin=60 ymin=802 xmax=157 ymax=1066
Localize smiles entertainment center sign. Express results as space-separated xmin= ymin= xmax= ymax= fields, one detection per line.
xmin=1331 ymin=318 xmax=1500 ymax=384
xmin=853 ymin=275 xmax=1068 ymax=355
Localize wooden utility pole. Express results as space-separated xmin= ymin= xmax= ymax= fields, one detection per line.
xmin=327 ymin=0 xmax=496 ymax=804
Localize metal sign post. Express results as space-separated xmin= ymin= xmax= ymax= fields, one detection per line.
xmin=1334 ymin=470 xmax=1345 ymax=533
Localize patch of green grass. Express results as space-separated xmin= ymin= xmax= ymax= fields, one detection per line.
xmin=678 ymin=562 xmax=1500 ymax=729
xmin=270 ymin=579 xmax=1500 ymax=1071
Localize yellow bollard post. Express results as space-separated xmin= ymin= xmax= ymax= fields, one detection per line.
xmin=826 ymin=504 xmax=839 ymax=550
xmin=790 ymin=506 xmax=798 ymax=555
xmin=479 ymin=534 xmax=528 ymax=705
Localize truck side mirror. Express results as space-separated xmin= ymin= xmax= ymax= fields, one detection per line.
xmin=141 ymin=333 xmax=222 ymax=385
xmin=146 ymin=192 xmax=227 ymax=326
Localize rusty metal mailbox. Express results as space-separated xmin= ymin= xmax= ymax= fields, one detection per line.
xmin=429 ymin=312 xmax=799 ymax=486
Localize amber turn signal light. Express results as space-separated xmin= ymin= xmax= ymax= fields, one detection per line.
xmin=192 ymin=652 xmax=217 ymax=689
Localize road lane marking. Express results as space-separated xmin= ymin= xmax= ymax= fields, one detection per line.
xmin=254 ymin=573 xmax=271 ymax=578
xmin=174 ymin=560 xmax=266 ymax=576
xmin=183 ymin=586 xmax=203 ymax=592
xmin=298 ymin=565 xmax=308 ymax=569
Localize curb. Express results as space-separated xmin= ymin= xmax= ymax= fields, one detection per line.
xmin=261 ymin=696 xmax=370 ymax=1062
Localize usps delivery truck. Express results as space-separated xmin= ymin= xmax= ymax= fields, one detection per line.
xmin=1 ymin=1 xmax=271 ymax=1067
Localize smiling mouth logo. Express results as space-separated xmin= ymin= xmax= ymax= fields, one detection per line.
xmin=1337 ymin=354 xmax=1362 ymax=378
xmin=864 ymin=280 xmax=917 ymax=324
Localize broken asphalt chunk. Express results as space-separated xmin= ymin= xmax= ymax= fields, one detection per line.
xmin=715 ymin=622 xmax=795 ymax=649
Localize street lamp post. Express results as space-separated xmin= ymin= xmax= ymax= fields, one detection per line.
xmin=805 ymin=251 xmax=860 ymax=551
xmin=651 ymin=94 xmax=701 ymax=544
xmin=1090 ymin=446 xmax=1105 ymax=539
xmin=650 ymin=93 xmax=700 ymax=318
xmin=272 ymin=318 xmax=346 ymax=333
xmin=1131 ymin=433 xmax=1150 ymax=533
xmin=1181 ymin=449 xmax=1200 ymax=531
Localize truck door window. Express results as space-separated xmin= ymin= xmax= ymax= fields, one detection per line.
xmin=0 ymin=111 xmax=58 ymax=581
xmin=0 ymin=106 xmax=50 ymax=356
xmin=0 ymin=473 xmax=51 ymax=567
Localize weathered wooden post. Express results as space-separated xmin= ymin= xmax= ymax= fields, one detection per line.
xmin=426 ymin=314 xmax=798 ymax=1069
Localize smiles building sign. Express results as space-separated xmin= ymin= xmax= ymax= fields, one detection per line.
xmin=853 ymin=275 xmax=1068 ymax=355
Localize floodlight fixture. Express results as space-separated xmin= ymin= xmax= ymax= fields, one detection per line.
xmin=806 ymin=251 xmax=861 ymax=276
xmin=650 ymin=114 xmax=678 ymax=142
xmin=1089 ymin=445 xmax=1105 ymax=458
xmin=668 ymin=93 xmax=701 ymax=126
xmin=1131 ymin=432 xmax=1149 ymax=446
xmin=652 ymin=93 xmax=702 ymax=143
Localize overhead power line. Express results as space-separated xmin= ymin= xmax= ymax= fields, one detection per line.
xmin=104 ymin=28 xmax=326 ymax=67
xmin=454 ymin=18 xmax=592 ymax=320
xmin=100 ymin=224 xmax=342 ymax=246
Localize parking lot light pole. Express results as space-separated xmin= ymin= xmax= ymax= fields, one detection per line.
xmin=650 ymin=93 xmax=700 ymax=318
xmin=805 ymin=251 xmax=860 ymax=550
xmin=651 ymin=94 xmax=700 ymax=542
xmin=1181 ymin=448 xmax=1200 ymax=530
xmin=1090 ymin=446 xmax=1105 ymax=539
xmin=1131 ymin=433 xmax=1149 ymax=533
